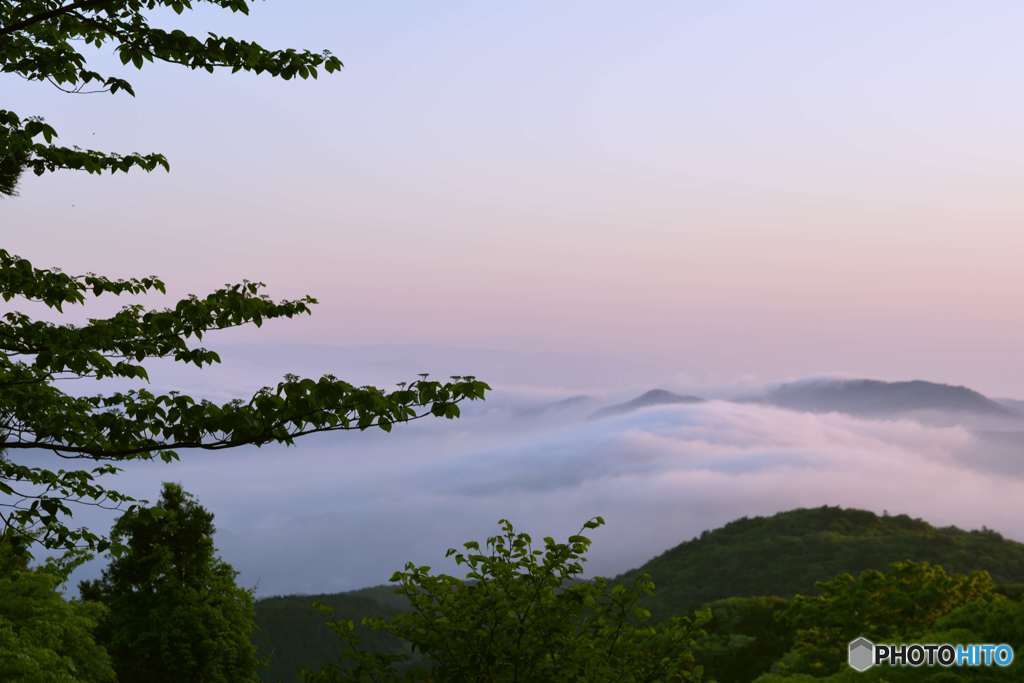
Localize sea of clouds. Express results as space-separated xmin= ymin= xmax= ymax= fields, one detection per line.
xmin=61 ymin=345 xmax=1024 ymax=596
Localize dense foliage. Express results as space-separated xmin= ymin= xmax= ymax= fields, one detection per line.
xmin=774 ymin=562 xmax=998 ymax=677
xmin=694 ymin=596 xmax=792 ymax=683
xmin=79 ymin=483 xmax=259 ymax=683
xmin=304 ymin=518 xmax=709 ymax=683
xmin=0 ymin=542 xmax=114 ymax=682
xmin=1 ymin=503 xmax=1021 ymax=682
xmin=255 ymin=590 xmax=405 ymax=683
xmin=754 ymin=567 xmax=1024 ymax=682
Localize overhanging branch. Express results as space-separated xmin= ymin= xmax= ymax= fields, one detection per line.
xmin=0 ymin=0 xmax=113 ymax=37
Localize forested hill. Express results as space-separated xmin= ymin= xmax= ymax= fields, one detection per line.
xmin=619 ymin=506 xmax=1024 ymax=619
xmin=254 ymin=587 xmax=407 ymax=683
xmin=253 ymin=506 xmax=1024 ymax=681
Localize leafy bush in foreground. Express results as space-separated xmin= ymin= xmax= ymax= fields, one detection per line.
xmin=303 ymin=518 xmax=708 ymax=682
xmin=0 ymin=542 xmax=114 ymax=682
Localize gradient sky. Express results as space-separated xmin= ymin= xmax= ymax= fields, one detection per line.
xmin=7 ymin=0 xmax=1024 ymax=395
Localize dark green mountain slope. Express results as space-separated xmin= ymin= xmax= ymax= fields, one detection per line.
xmin=254 ymin=588 xmax=405 ymax=683
xmin=620 ymin=506 xmax=1024 ymax=619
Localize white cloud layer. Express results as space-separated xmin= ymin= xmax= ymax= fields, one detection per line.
xmin=66 ymin=386 xmax=1024 ymax=597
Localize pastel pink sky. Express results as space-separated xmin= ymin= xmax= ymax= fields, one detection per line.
xmin=7 ymin=1 xmax=1024 ymax=395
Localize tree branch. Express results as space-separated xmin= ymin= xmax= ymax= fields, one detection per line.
xmin=0 ymin=0 xmax=113 ymax=37
xmin=0 ymin=400 xmax=464 ymax=458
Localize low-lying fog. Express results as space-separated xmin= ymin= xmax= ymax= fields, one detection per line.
xmin=58 ymin=344 xmax=1024 ymax=596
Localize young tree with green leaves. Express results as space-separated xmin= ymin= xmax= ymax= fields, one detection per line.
xmin=305 ymin=518 xmax=709 ymax=683
xmin=79 ymin=482 xmax=259 ymax=683
xmin=0 ymin=1 xmax=490 ymax=552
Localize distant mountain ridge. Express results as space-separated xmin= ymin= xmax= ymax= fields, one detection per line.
xmin=589 ymin=389 xmax=704 ymax=420
xmin=754 ymin=378 xmax=1015 ymax=417
xmin=582 ymin=378 xmax=1016 ymax=422
xmin=531 ymin=377 xmax=1018 ymax=423
xmin=518 ymin=394 xmax=596 ymax=417
xmin=998 ymin=398 xmax=1024 ymax=413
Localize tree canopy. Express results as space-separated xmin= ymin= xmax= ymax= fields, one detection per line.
xmin=80 ymin=483 xmax=260 ymax=683
xmin=304 ymin=518 xmax=709 ymax=683
xmin=775 ymin=561 xmax=997 ymax=677
xmin=0 ymin=541 xmax=115 ymax=682
xmin=753 ymin=561 xmax=1022 ymax=682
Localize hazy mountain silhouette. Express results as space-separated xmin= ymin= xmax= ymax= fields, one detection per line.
xmin=518 ymin=395 xmax=596 ymax=418
xmin=755 ymin=379 xmax=1014 ymax=417
xmin=590 ymin=389 xmax=704 ymax=420
xmin=997 ymin=398 xmax=1024 ymax=414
